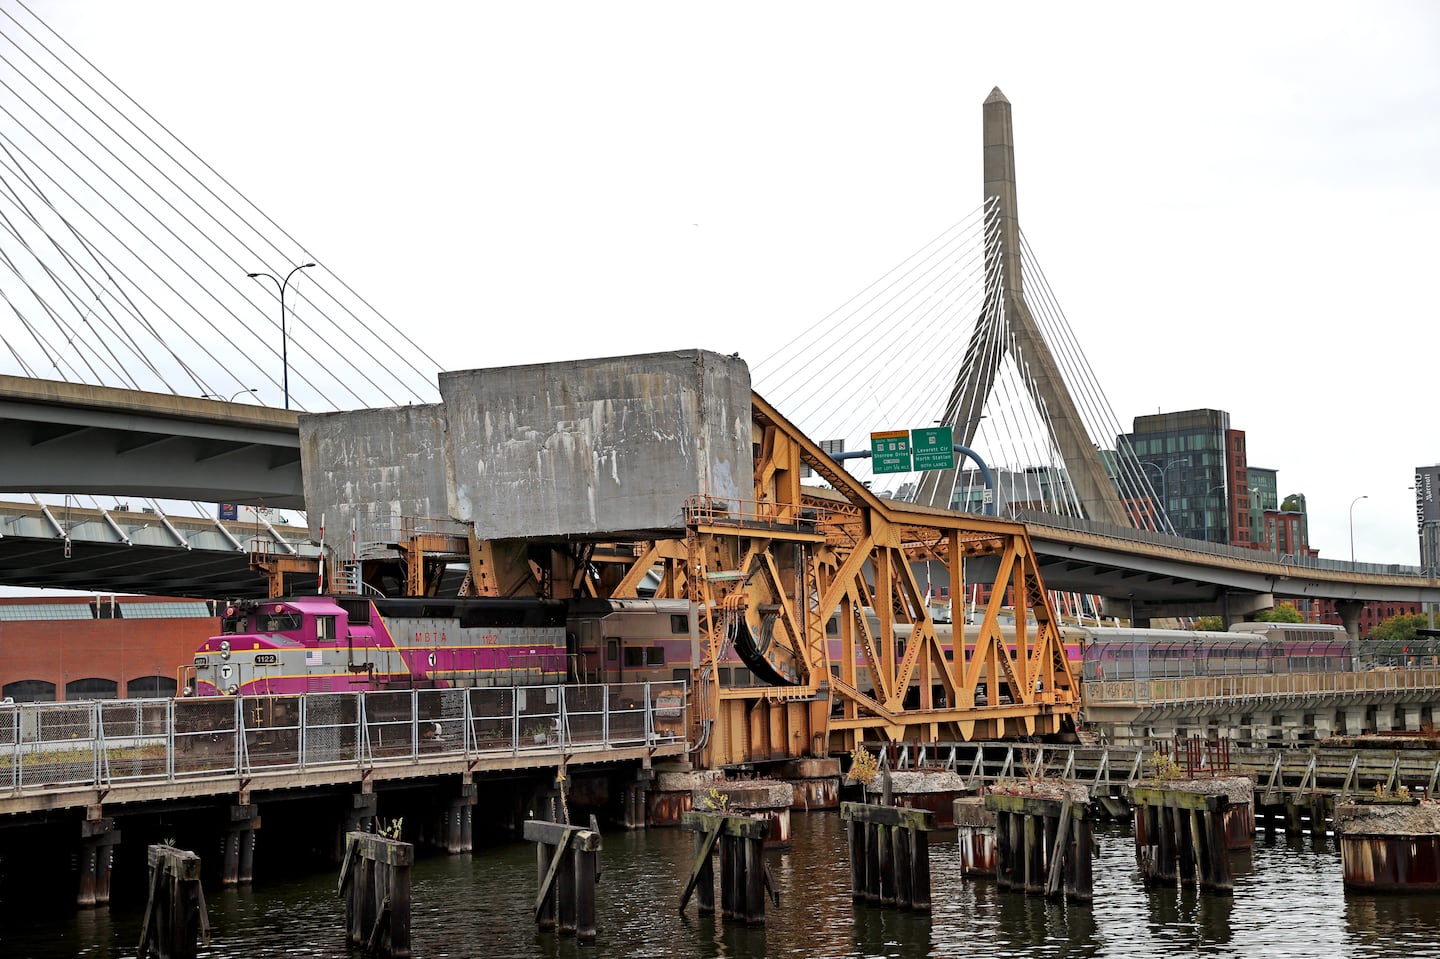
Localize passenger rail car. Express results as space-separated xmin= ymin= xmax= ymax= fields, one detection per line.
xmin=1080 ymin=622 xmax=1354 ymax=684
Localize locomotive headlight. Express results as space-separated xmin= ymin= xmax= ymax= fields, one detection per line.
xmin=220 ymin=640 xmax=231 ymax=660
xmin=226 ymin=684 xmax=239 ymax=696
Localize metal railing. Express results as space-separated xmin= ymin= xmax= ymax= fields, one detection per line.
xmin=1082 ymin=668 xmax=1440 ymax=706
xmin=0 ymin=681 xmax=687 ymax=793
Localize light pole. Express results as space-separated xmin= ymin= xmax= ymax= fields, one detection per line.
xmin=1349 ymin=494 xmax=1368 ymax=564
xmin=1139 ymin=457 xmax=1190 ymax=527
xmin=246 ymin=263 xmax=316 ymax=409
xmin=202 ymin=388 xmax=260 ymax=403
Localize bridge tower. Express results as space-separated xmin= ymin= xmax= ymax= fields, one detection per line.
xmin=916 ymin=89 xmax=1129 ymax=527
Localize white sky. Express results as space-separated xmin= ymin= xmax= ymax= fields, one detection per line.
xmin=17 ymin=0 xmax=1440 ymax=567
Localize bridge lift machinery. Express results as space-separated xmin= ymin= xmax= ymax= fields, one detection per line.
xmin=259 ymin=392 xmax=1080 ymax=770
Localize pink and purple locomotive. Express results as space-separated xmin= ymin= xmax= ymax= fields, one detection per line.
xmin=186 ymin=595 xmax=698 ymax=697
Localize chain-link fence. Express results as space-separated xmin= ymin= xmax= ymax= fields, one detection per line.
xmin=0 ymin=680 xmax=688 ymax=795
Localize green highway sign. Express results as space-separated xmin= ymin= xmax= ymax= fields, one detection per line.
xmin=870 ymin=430 xmax=911 ymax=474
xmin=911 ymin=426 xmax=955 ymax=471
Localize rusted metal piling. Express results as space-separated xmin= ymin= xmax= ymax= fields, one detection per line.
xmin=840 ymin=801 xmax=936 ymax=912
xmin=523 ymin=818 xmax=602 ymax=943
xmin=984 ymin=789 xmax=1092 ymax=902
xmin=338 ymin=832 xmax=413 ymax=958
xmin=137 ymin=845 xmax=210 ymax=959
xmin=1131 ymin=786 xmax=1232 ymax=893
xmin=955 ymin=796 xmax=997 ymax=878
xmin=679 ymin=810 xmax=777 ymax=925
xmin=1336 ymin=798 xmax=1440 ymax=891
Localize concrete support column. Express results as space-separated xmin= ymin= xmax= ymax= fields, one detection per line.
xmin=1311 ymin=712 xmax=1335 ymax=740
xmin=1342 ymin=707 xmax=1370 ymax=736
xmin=1335 ymin=600 xmax=1365 ymax=642
xmin=1279 ymin=712 xmax=1304 ymax=745
xmin=434 ymin=781 xmax=477 ymax=854
xmin=222 ymin=803 xmax=260 ymax=886
xmin=1393 ymin=704 xmax=1414 ymax=733
xmin=1374 ymin=706 xmax=1394 ymax=733
xmin=77 ymin=815 xmax=119 ymax=908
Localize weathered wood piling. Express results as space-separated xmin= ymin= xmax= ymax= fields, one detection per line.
xmin=523 ymin=818 xmax=602 ymax=943
xmin=137 ymin=845 xmax=210 ymax=959
xmin=77 ymin=814 xmax=119 ymax=907
xmin=840 ymin=801 xmax=936 ymax=912
xmin=955 ymin=796 xmax=998 ymax=878
xmin=984 ymin=789 xmax=1093 ymax=902
xmin=221 ymin=803 xmax=260 ymax=885
xmin=338 ymin=832 xmax=413 ymax=958
xmin=1335 ymin=797 xmax=1440 ymax=891
xmin=679 ymin=810 xmax=777 ymax=925
xmin=1131 ymin=786 xmax=1232 ymax=893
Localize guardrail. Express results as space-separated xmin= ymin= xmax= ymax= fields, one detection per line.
xmin=0 ymin=681 xmax=688 ymax=793
xmin=1082 ymin=669 xmax=1440 ymax=706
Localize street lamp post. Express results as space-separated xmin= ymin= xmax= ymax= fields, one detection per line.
xmin=1349 ymin=494 xmax=1368 ymax=564
xmin=246 ymin=263 xmax=316 ymax=410
xmin=1139 ymin=457 xmax=1191 ymax=528
xmin=202 ymin=388 xmax=260 ymax=403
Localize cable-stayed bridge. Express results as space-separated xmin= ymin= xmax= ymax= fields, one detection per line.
xmin=0 ymin=7 xmax=1433 ymax=631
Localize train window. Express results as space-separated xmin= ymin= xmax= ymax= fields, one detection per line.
xmin=262 ymin=614 xmax=301 ymax=633
xmin=316 ymin=616 xmax=337 ymax=642
xmin=647 ymin=647 xmax=664 ymax=665
xmin=672 ymin=669 xmax=689 ymax=682
xmin=670 ymin=614 xmax=689 ymax=634
xmin=606 ymin=639 xmax=619 ymax=662
xmin=826 ymin=617 xmax=839 ymax=637
xmin=624 ymin=647 xmax=646 ymax=667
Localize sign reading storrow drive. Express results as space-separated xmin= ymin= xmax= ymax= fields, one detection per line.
xmin=870 ymin=430 xmax=911 ymax=474
xmin=443 ymin=350 xmax=753 ymax=540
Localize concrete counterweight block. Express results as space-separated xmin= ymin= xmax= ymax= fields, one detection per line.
xmin=1336 ymin=800 xmax=1440 ymax=891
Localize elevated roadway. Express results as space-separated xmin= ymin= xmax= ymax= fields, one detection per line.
xmin=1 ymin=373 xmax=1435 ymax=617
xmin=0 ymin=374 xmax=303 ymax=509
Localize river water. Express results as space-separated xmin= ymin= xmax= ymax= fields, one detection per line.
xmin=7 ymin=814 xmax=1440 ymax=958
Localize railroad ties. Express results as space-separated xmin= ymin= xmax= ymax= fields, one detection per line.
xmin=137 ymin=845 xmax=210 ymax=959
xmin=338 ymin=832 xmax=414 ymax=958
xmin=523 ymin=817 xmax=602 ymax=943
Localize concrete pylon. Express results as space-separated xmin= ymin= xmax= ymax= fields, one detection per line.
xmin=916 ymin=88 xmax=1130 ymax=527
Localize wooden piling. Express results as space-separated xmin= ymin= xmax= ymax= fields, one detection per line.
xmin=523 ymin=818 xmax=602 ymax=943
xmin=839 ymin=802 xmax=936 ymax=912
xmin=1130 ymin=786 xmax=1232 ymax=893
xmin=222 ymin=804 xmax=260 ymax=886
xmin=137 ymin=845 xmax=210 ymax=959
xmin=984 ymin=793 xmax=1093 ymax=903
xmin=77 ymin=816 xmax=120 ymax=908
xmin=338 ymin=832 xmax=413 ymax=958
xmin=679 ymin=810 xmax=776 ymax=925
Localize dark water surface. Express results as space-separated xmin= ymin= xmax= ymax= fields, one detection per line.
xmin=7 ymin=814 xmax=1440 ymax=958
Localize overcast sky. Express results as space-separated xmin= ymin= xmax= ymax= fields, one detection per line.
xmin=21 ymin=1 xmax=1440 ymax=567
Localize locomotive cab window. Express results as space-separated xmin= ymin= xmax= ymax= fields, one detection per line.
xmin=316 ymin=616 xmax=337 ymax=642
xmin=261 ymin=613 xmax=301 ymax=633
